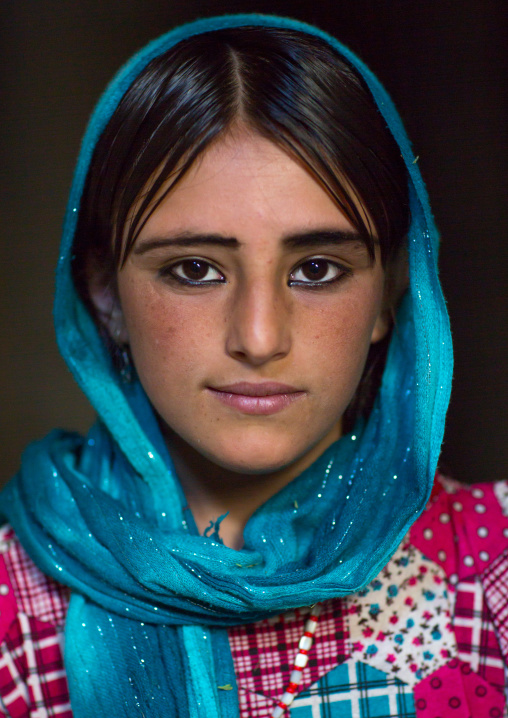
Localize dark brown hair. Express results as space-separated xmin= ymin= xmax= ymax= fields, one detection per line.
xmin=72 ymin=26 xmax=410 ymax=426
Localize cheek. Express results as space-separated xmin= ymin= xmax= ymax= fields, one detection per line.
xmin=305 ymin=285 xmax=382 ymax=349
xmin=119 ymin=282 xmax=216 ymax=387
xmin=301 ymin=286 xmax=383 ymax=390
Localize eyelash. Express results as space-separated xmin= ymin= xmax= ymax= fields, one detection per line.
xmin=288 ymin=258 xmax=351 ymax=288
xmin=159 ymin=257 xmax=351 ymax=289
xmin=159 ymin=259 xmax=225 ymax=286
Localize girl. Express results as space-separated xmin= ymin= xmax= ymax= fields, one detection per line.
xmin=0 ymin=13 xmax=507 ymax=718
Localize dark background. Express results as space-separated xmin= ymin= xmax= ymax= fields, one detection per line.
xmin=1 ymin=0 xmax=507 ymax=486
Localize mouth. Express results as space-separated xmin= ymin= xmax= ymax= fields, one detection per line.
xmin=207 ymin=382 xmax=306 ymax=415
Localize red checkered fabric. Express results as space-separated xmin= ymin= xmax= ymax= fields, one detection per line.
xmin=228 ymin=598 xmax=350 ymax=716
xmin=0 ymin=613 xmax=71 ymax=717
xmin=482 ymin=548 xmax=508 ymax=662
xmin=0 ymin=526 xmax=72 ymax=717
xmin=237 ymin=686 xmax=279 ymax=718
xmin=2 ymin=527 xmax=70 ymax=627
xmin=453 ymin=575 xmax=506 ymax=689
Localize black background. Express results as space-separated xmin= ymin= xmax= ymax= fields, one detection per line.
xmin=1 ymin=0 xmax=507 ymax=485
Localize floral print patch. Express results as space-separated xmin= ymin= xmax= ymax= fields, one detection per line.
xmin=348 ymin=540 xmax=456 ymax=685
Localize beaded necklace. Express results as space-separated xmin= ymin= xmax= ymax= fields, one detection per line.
xmin=271 ymin=603 xmax=323 ymax=717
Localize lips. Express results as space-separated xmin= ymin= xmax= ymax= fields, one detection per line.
xmin=207 ymin=382 xmax=305 ymax=415
xmin=213 ymin=382 xmax=301 ymax=396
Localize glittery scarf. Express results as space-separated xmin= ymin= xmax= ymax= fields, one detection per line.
xmin=0 ymin=14 xmax=452 ymax=718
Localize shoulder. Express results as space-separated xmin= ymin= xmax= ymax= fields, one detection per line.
xmin=0 ymin=525 xmax=72 ymax=717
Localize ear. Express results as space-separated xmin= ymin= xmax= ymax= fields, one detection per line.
xmin=87 ymin=270 xmax=129 ymax=345
xmin=370 ymin=310 xmax=390 ymax=344
xmin=371 ymin=244 xmax=410 ymax=344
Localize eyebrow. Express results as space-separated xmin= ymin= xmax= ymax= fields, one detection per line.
xmin=283 ymin=229 xmax=366 ymax=250
xmin=134 ymin=233 xmax=239 ymax=254
xmin=133 ymin=229 xmax=367 ymax=254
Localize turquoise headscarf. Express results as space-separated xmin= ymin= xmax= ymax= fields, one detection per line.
xmin=0 ymin=14 xmax=452 ymax=718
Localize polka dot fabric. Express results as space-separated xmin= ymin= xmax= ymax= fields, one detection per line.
xmin=410 ymin=479 xmax=508 ymax=584
xmin=413 ymin=659 xmax=505 ymax=718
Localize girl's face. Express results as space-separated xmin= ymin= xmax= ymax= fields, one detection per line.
xmin=113 ymin=130 xmax=388 ymax=478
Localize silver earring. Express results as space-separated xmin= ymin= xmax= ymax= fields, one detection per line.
xmin=112 ymin=343 xmax=132 ymax=383
xmin=119 ymin=347 xmax=132 ymax=383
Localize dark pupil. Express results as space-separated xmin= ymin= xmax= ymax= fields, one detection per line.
xmin=182 ymin=260 xmax=208 ymax=280
xmin=302 ymin=259 xmax=328 ymax=281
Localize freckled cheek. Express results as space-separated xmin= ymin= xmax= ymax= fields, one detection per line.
xmin=301 ymin=292 xmax=382 ymax=390
xmin=121 ymin=292 xmax=217 ymax=381
xmin=306 ymin=291 xmax=379 ymax=346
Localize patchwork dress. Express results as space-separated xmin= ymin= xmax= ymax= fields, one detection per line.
xmin=1 ymin=476 xmax=507 ymax=717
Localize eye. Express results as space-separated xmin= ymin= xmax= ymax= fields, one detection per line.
xmin=289 ymin=258 xmax=349 ymax=286
xmin=161 ymin=259 xmax=225 ymax=285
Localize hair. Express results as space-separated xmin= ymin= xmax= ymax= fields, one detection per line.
xmin=72 ymin=26 xmax=411 ymax=427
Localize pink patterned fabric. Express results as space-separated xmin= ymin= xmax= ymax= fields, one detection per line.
xmin=453 ymin=576 xmax=506 ymax=688
xmin=0 ymin=478 xmax=507 ymax=717
xmin=413 ymin=659 xmax=505 ymax=718
xmin=410 ymin=480 xmax=508 ymax=583
xmin=229 ymin=599 xmax=350 ymax=715
xmin=230 ymin=601 xmax=350 ymax=697
xmin=0 ymin=614 xmax=71 ymax=717
xmin=237 ymin=687 xmax=277 ymax=718
xmin=0 ymin=546 xmax=16 ymax=644
xmin=0 ymin=527 xmax=71 ymax=717
xmin=483 ymin=549 xmax=508 ymax=661
xmin=2 ymin=527 xmax=70 ymax=627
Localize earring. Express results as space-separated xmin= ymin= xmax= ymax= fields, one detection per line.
xmin=112 ymin=343 xmax=133 ymax=383
xmin=118 ymin=347 xmax=133 ymax=383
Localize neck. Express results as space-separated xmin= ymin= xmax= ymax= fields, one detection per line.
xmin=166 ymin=427 xmax=341 ymax=550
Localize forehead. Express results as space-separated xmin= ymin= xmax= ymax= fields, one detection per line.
xmin=137 ymin=130 xmax=359 ymax=243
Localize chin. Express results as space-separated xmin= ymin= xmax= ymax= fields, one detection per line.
xmin=214 ymin=457 xmax=294 ymax=476
xmin=207 ymin=449 xmax=297 ymax=475
xmin=199 ymin=434 xmax=314 ymax=477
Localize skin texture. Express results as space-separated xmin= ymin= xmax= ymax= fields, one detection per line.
xmin=92 ymin=129 xmax=389 ymax=548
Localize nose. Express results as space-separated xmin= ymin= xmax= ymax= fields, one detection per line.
xmin=225 ymin=279 xmax=291 ymax=366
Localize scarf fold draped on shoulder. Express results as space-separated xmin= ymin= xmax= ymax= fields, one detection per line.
xmin=0 ymin=13 xmax=453 ymax=718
